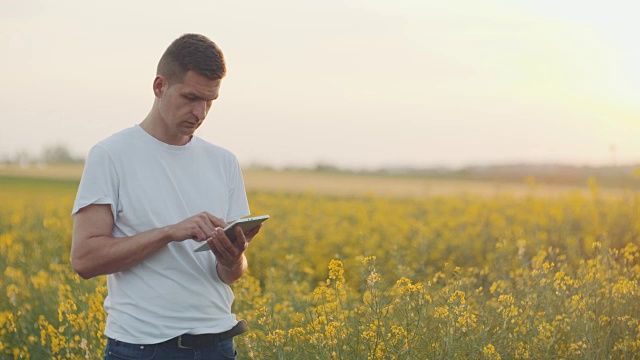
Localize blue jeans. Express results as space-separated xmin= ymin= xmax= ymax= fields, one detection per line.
xmin=103 ymin=337 xmax=237 ymax=360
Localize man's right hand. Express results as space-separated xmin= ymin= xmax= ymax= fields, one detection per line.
xmin=166 ymin=212 xmax=228 ymax=242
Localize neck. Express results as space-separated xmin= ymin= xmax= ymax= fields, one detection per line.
xmin=140 ymin=108 xmax=191 ymax=146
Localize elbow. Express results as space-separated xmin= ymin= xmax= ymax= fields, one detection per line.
xmin=72 ymin=261 xmax=94 ymax=280
xmin=71 ymin=253 xmax=99 ymax=280
xmin=76 ymin=271 xmax=94 ymax=280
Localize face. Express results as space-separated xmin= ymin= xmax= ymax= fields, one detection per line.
xmin=154 ymin=70 xmax=221 ymax=144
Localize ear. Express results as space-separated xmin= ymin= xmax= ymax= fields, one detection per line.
xmin=153 ymin=76 xmax=167 ymax=98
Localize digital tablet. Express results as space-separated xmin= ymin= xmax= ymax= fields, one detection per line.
xmin=193 ymin=215 xmax=269 ymax=252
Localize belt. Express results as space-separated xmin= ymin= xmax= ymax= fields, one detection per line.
xmin=163 ymin=319 xmax=248 ymax=349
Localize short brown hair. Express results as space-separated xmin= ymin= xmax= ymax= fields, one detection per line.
xmin=157 ymin=34 xmax=226 ymax=83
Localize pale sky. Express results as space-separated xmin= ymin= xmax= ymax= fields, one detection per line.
xmin=2 ymin=0 xmax=640 ymax=169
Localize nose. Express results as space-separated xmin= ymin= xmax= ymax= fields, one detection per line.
xmin=193 ymin=101 xmax=207 ymax=121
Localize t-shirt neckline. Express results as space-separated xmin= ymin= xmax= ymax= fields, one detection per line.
xmin=134 ymin=124 xmax=195 ymax=152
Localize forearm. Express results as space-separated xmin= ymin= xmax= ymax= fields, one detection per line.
xmin=216 ymin=254 xmax=248 ymax=284
xmin=72 ymin=226 xmax=174 ymax=279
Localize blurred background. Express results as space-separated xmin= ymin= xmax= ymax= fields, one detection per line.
xmin=2 ymin=0 xmax=639 ymax=177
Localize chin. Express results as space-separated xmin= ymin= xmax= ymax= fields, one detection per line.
xmin=180 ymin=124 xmax=199 ymax=133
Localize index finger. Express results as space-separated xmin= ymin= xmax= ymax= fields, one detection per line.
xmin=204 ymin=212 xmax=228 ymax=228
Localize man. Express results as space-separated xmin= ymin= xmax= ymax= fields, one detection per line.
xmin=71 ymin=34 xmax=260 ymax=359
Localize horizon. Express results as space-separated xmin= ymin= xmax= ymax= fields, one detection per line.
xmin=1 ymin=146 xmax=638 ymax=172
xmin=2 ymin=1 xmax=639 ymax=169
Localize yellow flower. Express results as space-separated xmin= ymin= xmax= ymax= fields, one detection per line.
xmin=449 ymin=290 xmax=466 ymax=305
xmin=362 ymin=256 xmax=376 ymax=266
xmin=482 ymin=344 xmax=501 ymax=360
xmin=266 ymin=329 xmax=285 ymax=346
xmin=434 ymin=306 xmax=449 ymax=319
xmin=328 ymin=260 xmax=344 ymax=281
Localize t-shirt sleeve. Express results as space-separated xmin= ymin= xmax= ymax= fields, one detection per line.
xmin=71 ymin=145 xmax=119 ymax=220
xmin=226 ymin=155 xmax=250 ymax=222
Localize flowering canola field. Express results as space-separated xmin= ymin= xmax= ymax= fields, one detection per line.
xmin=1 ymin=176 xmax=639 ymax=359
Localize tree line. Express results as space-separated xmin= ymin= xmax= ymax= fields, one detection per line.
xmin=0 ymin=144 xmax=83 ymax=165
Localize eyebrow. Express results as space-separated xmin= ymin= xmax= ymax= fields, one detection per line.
xmin=183 ymin=91 xmax=218 ymax=101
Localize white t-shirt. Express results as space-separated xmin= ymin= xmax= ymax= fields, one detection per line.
xmin=72 ymin=125 xmax=250 ymax=344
